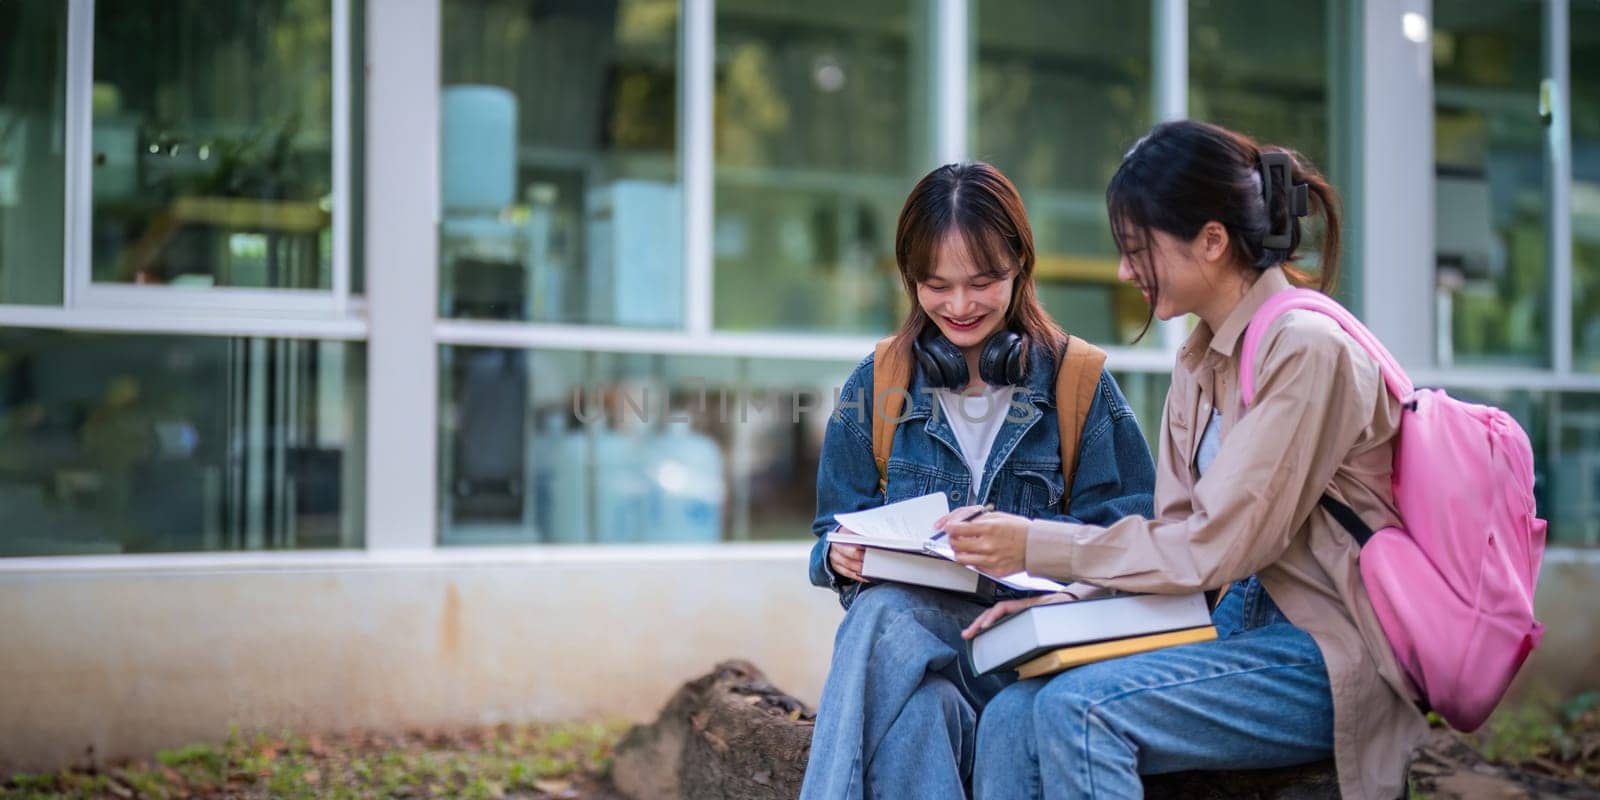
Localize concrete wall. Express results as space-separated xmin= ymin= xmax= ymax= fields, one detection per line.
xmin=2 ymin=547 xmax=1595 ymax=772
xmin=1511 ymin=551 xmax=1600 ymax=703
xmin=0 ymin=545 xmax=842 ymax=772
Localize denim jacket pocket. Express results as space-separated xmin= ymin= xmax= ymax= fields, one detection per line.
xmin=995 ymin=467 xmax=1064 ymax=518
xmin=884 ymin=460 xmax=949 ymax=504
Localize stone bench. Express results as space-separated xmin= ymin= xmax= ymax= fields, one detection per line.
xmin=610 ymin=660 xmax=1340 ymax=800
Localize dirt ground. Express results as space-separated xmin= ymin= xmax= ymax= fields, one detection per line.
xmin=4 ymin=698 xmax=1599 ymax=799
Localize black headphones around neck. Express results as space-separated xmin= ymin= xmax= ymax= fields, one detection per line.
xmin=913 ymin=324 xmax=1028 ymax=389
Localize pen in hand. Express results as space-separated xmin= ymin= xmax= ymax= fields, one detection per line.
xmin=928 ymin=503 xmax=995 ymax=544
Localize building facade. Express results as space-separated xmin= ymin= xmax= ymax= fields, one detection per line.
xmin=2 ymin=0 xmax=1598 ymax=769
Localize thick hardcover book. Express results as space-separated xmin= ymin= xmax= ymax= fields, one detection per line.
xmin=969 ymin=592 xmax=1213 ymax=674
xmin=860 ymin=547 xmax=997 ymax=601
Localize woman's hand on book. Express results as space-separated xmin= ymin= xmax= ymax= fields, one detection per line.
xmin=934 ymin=505 xmax=993 ymax=530
xmin=828 ymin=536 xmax=866 ymax=583
xmin=961 ymin=591 xmax=1080 ymax=640
xmin=943 ymin=509 xmax=1029 ymax=577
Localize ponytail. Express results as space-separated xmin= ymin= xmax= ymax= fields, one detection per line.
xmin=1107 ymin=119 xmax=1347 ymax=338
xmin=1260 ymin=146 xmax=1341 ymax=294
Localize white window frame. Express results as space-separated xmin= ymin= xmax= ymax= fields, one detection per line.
xmin=0 ymin=0 xmax=373 ymax=565
xmin=1546 ymin=0 xmax=1573 ymax=375
xmin=683 ymin=0 xmax=714 ymax=336
xmin=1153 ymin=0 xmax=1191 ymax=354
xmin=7 ymin=0 xmax=1598 ymax=565
xmin=933 ymin=0 xmax=967 ymax=165
xmin=363 ymin=0 xmax=438 ymax=549
xmin=1355 ymin=0 xmax=1437 ymax=370
xmin=424 ymin=0 xmax=1184 ymax=550
xmin=47 ymin=0 xmax=359 ymax=325
xmin=1364 ymin=0 xmax=1578 ymax=382
xmin=425 ymin=0 xmax=1200 ymax=363
xmin=0 ymin=0 xmax=366 ymax=342
xmin=430 ymin=0 xmax=1181 ymax=369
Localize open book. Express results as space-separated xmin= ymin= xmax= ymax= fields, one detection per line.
xmin=826 ymin=493 xmax=1074 ymax=596
xmin=968 ymin=592 xmax=1215 ymax=675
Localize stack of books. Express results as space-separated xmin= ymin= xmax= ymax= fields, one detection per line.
xmin=969 ymin=593 xmax=1217 ymax=679
xmin=826 ymin=494 xmax=1217 ymax=679
xmin=825 ymin=493 xmax=1073 ymax=600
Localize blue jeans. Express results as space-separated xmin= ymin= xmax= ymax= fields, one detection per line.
xmin=973 ymin=577 xmax=1334 ymax=800
xmin=801 ymin=583 xmax=1015 ymax=800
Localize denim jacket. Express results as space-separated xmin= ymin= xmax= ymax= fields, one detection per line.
xmin=809 ymin=341 xmax=1157 ymax=607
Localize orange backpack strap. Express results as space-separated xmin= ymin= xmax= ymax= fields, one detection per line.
xmin=1055 ymin=335 xmax=1107 ymax=512
xmin=871 ymin=336 xmax=912 ymax=495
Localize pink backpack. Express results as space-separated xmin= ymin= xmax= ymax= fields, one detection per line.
xmin=1240 ymin=288 xmax=1547 ymax=732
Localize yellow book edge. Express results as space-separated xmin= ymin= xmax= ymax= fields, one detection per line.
xmin=1013 ymin=625 xmax=1219 ymax=680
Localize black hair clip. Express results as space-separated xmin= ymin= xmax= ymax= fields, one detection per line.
xmin=1260 ymin=151 xmax=1309 ymax=250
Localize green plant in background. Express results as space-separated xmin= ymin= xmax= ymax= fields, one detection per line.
xmin=1474 ymin=697 xmax=1564 ymax=764
xmin=0 ymin=719 xmax=630 ymax=799
xmin=1468 ymin=689 xmax=1600 ymax=783
xmin=161 ymin=115 xmax=320 ymax=203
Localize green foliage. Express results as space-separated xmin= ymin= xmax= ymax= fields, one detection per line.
xmin=1458 ymin=690 xmax=1600 ymax=792
xmin=2 ymin=719 xmax=632 ymax=799
xmin=155 ymin=743 xmax=224 ymax=775
xmin=1474 ymin=699 xmax=1564 ymax=764
xmin=0 ymin=775 xmax=50 ymax=792
xmin=1563 ymin=690 xmax=1600 ymax=723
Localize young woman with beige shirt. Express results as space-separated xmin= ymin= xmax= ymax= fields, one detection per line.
xmin=941 ymin=120 xmax=1427 ymax=800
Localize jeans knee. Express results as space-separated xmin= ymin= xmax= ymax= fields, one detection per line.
xmin=1033 ymin=673 xmax=1104 ymax=739
xmin=899 ymin=675 xmax=971 ymax=730
xmin=848 ymin=583 xmax=933 ymax=616
xmin=839 ymin=583 xmax=943 ymax=635
xmin=977 ymin=681 xmax=1037 ymax=753
xmin=980 ymin=682 xmax=1036 ymax=734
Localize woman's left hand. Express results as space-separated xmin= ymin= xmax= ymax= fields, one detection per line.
xmin=943 ymin=510 xmax=1030 ymax=577
xmin=962 ymin=591 xmax=1079 ymax=640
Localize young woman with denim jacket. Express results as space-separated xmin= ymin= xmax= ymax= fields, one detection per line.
xmin=799 ymin=162 xmax=1157 ymax=799
xmin=943 ymin=121 xmax=1429 ymax=800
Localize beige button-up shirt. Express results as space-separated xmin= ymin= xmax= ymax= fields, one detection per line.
xmin=1025 ymin=267 xmax=1427 ymax=800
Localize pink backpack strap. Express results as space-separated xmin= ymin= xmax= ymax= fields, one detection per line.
xmin=1239 ymin=288 xmax=1414 ymax=407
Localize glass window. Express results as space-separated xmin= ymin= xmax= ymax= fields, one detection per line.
xmin=1572 ymin=1 xmax=1600 ymax=370
xmin=712 ymin=0 xmax=924 ymax=335
xmin=439 ymin=346 xmax=846 ymax=545
xmin=350 ymin=0 xmax=367 ymax=297
xmin=440 ymin=0 xmax=680 ymax=326
xmin=1189 ymin=0 xmax=1338 ymax=294
xmin=437 ymin=344 xmax=1173 ymax=547
xmin=90 ymin=1 xmax=337 ymax=291
xmin=972 ymin=1 xmax=1154 ymax=347
xmin=1547 ymin=389 xmax=1600 ymax=546
xmin=1433 ymin=1 xmax=1548 ymax=367
xmin=1112 ymin=369 xmax=1171 ymax=455
xmin=0 ymin=330 xmax=365 ymax=556
xmin=0 ymin=1 xmax=66 ymax=306
xmin=1189 ymin=0 xmax=1331 ymax=171
xmin=1444 ymin=385 xmax=1595 ymax=547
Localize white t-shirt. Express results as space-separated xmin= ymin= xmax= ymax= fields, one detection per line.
xmin=937 ymin=386 xmax=1017 ymax=493
xmin=1196 ymin=409 xmax=1223 ymax=477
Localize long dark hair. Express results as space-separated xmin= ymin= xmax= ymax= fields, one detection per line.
xmin=890 ymin=162 xmax=1066 ymax=365
xmin=1107 ymin=120 xmax=1342 ymax=337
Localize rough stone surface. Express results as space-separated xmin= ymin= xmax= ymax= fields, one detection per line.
xmin=610 ymin=660 xmax=814 ymax=800
xmin=609 ymin=663 xmax=1599 ymax=800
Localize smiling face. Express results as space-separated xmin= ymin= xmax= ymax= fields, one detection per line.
xmin=1115 ymin=222 xmax=1238 ymax=322
xmin=916 ymin=233 xmax=1017 ymax=352
xmin=1116 ymin=227 xmax=1192 ymax=321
